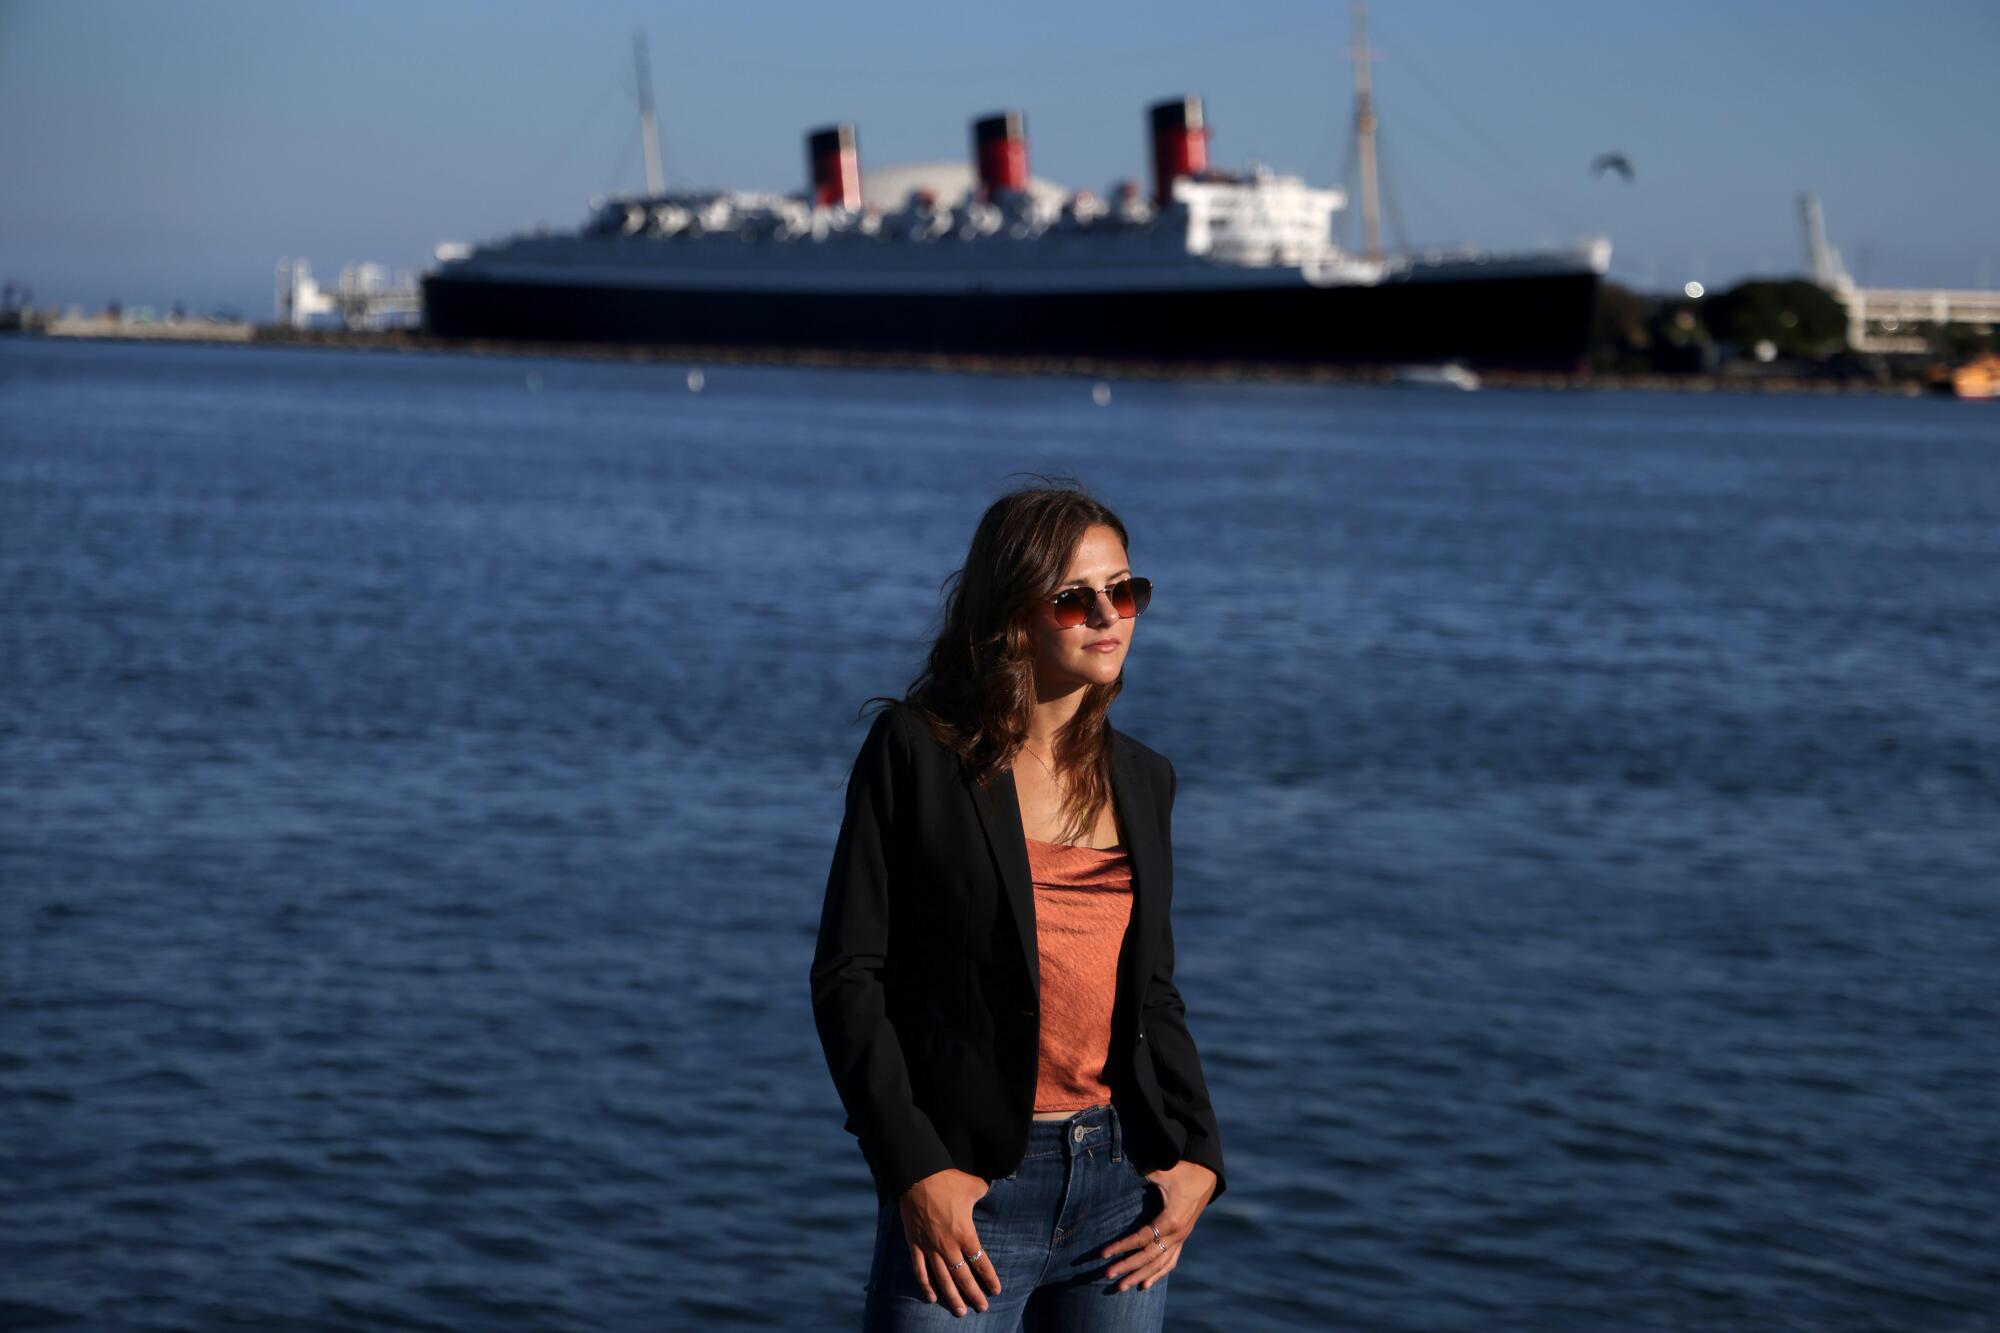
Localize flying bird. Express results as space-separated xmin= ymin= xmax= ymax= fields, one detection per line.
xmin=1591 ymin=152 xmax=1635 ymax=183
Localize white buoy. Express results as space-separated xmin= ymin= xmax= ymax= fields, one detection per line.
xmin=1091 ymin=382 xmax=1112 ymax=406
xmin=687 ymin=368 xmax=705 ymax=393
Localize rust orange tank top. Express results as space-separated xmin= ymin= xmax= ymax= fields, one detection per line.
xmin=1024 ymin=834 xmax=1134 ymax=1113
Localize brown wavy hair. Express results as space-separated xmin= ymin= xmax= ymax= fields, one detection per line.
xmin=861 ymin=475 xmax=1130 ymax=847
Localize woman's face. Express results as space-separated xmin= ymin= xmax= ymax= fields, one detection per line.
xmin=1025 ymin=523 xmax=1134 ymax=694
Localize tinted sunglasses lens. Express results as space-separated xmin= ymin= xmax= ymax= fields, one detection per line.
xmin=1112 ymin=578 xmax=1151 ymax=618
xmin=1051 ymin=589 xmax=1092 ymax=628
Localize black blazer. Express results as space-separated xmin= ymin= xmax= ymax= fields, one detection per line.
xmin=810 ymin=700 xmax=1227 ymax=1209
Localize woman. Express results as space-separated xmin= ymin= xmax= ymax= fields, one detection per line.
xmin=810 ymin=482 xmax=1227 ymax=1330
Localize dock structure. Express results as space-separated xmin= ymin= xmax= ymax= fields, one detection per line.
xmin=276 ymin=258 xmax=421 ymax=331
xmin=44 ymin=313 xmax=252 ymax=341
xmin=1802 ymin=193 xmax=2000 ymax=352
xmin=1835 ymin=285 xmax=2000 ymax=354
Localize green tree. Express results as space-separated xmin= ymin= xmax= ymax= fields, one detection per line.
xmin=1701 ymin=279 xmax=1848 ymax=362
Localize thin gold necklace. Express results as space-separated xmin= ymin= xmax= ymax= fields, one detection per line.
xmin=1019 ymin=742 xmax=1060 ymax=786
xmin=1020 ymin=744 xmax=1110 ymax=849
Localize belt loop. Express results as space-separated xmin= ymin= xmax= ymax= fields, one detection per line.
xmin=1110 ymin=1102 xmax=1124 ymax=1162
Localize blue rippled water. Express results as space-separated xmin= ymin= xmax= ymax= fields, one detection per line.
xmin=2 ymin=338 xmax=1996 ymax=1330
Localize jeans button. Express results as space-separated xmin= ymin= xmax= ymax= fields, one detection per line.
xmin=1072 ymin=1124 xmax=1086 ymax=1142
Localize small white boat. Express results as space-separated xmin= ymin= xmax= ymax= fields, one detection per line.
xmin=1387 ymin=361 xmax=1482 ymax=391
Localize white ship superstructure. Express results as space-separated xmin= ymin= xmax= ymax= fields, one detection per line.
xmin=442 ymin=163 xmax=1385 ymax=297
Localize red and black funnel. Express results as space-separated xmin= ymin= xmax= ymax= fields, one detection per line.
xmin=1148 ymin=96 xmax=1209 ymax=206
xmin=972 ymin=110 xmax=1029 ymax=199
xmin=807 ymin=123 xmax=861 ymax=210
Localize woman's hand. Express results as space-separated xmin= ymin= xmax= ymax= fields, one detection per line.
xmin=1100 ymin=1160 xmax=1217 ymax=1293
xmin=899 ymin=1168 xmax=1004 ymax=1315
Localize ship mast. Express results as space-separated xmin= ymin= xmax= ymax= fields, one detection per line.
xmin=634 ymin=31 xmax=666 ymax=197
xmin=1349 ymin=1 xmax=1382 ymax=263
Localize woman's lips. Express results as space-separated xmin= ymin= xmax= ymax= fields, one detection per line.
xmin=1084 ymin=640 xmax=1120 ymax=652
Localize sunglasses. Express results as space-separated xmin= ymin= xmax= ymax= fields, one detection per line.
xmin=1046 ymin=577 xmax=1152 ymax=629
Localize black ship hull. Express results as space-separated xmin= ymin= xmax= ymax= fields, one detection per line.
xmin=421 ymin=268 xmax=1601 ymax=372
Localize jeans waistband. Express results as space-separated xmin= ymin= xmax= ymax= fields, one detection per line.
xmin=1019 ymin=1102 xmax=1125 ymax=1162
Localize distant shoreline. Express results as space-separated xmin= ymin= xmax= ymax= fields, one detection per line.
xmin=18 ymin=322 xmax=1945 ymax=397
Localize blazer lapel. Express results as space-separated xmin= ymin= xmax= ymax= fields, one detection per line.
xmin=966 ymin=733 xmax=1159 ymax=1019
xmin=968 ymin=761 xmax=1039 ymax=1002
xmin=1109 ymin=737 xmax=1160 ymax=1028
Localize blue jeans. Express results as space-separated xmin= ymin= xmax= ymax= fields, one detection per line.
xmin=861 ymin=1102 xmax=1170 ymax=1331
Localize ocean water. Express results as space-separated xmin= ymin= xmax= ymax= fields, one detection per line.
xmin=2 ymin=338 xmax=1995 ymax=1331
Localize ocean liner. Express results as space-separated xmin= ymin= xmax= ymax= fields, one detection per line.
xmin=423 ymin=29 xmax=1609 ymax=370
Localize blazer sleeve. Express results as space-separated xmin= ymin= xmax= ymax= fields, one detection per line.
xmin=1142 ymin=754 xmax=1229 ymax=1201
xmin=809 ymin=707 xmax=957 ymax=1201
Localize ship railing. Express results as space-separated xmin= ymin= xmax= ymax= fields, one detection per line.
xmin=1390 ymin=237 xmax=1610 ymax=270
xmin=956 ymin=202 xmax=1003 ymax=239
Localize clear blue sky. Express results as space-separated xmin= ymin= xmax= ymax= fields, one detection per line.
xmin=3 ymin=0 xmax=1995 ymax=317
